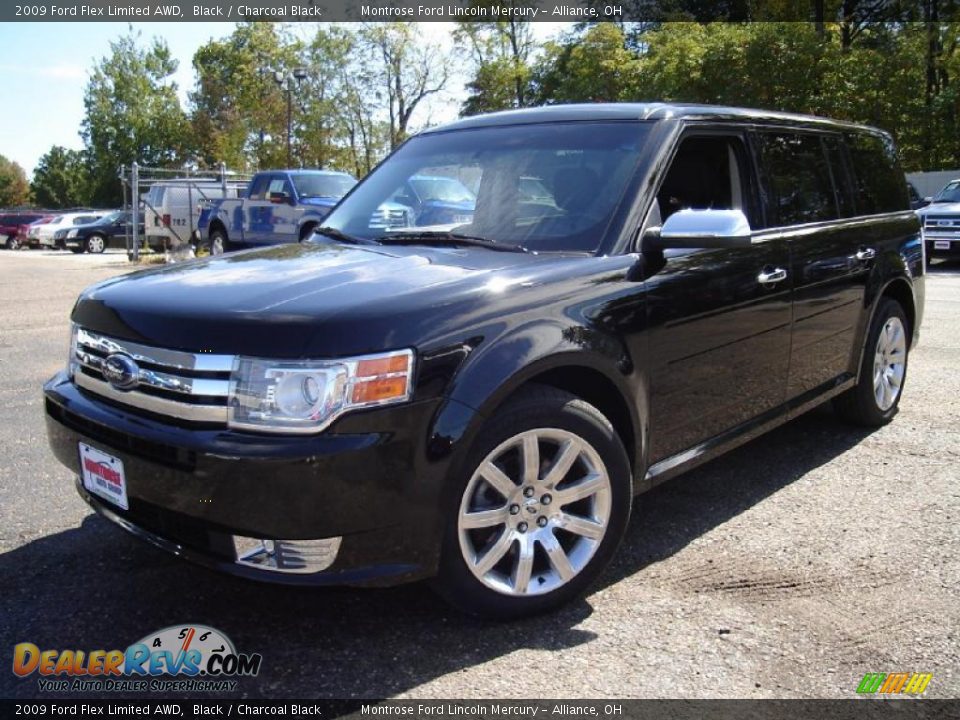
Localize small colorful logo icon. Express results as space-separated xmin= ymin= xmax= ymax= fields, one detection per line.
xmin=856 ymin=672 xmax=933 ymax=695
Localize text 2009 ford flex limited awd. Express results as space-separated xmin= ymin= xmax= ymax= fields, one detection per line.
xmin=44 ymin=104 xmax=924 ymax=618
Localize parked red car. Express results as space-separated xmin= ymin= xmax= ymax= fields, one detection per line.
xmin=0 ymin=213 xmax=50 ymax=249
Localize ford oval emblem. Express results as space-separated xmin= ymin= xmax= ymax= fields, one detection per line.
xmin=102 ymin=353 xmax=139 ymax=391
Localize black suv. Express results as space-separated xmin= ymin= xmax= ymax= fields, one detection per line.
xmin=44 ymin=104 xmax=923 ymax=618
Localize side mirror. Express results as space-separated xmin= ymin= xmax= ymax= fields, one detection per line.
xmin=645 ymin=209 xmax=752 ymax=250
xmin=269 ymin=191 xmax=292 ymax=205
xmin=924 ymin=196 xmax=933 ymax=203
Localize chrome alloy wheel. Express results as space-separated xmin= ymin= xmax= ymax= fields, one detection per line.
xmin=458 ymin=428 xmax=612 ymax=597
xmin=873 ymin=315 xmax=906 ymax=411
xmin=88 ymin=235 xmax=105 ymax=253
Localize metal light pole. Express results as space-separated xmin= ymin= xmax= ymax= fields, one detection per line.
xmin=273 ymin=68 xmax=309 ymax=168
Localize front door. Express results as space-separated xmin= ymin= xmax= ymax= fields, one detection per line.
xmin=644 ymin=130 xmax=793 ymax=463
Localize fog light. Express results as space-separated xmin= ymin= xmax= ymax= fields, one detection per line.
xmin=233 ymin=535 xmax=342 ymax=574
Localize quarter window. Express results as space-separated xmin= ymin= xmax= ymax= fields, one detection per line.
xmin=845 ymin=132 xmax=909 ymax=215
xmin=758 ymin=132 xmax=837 ymax=226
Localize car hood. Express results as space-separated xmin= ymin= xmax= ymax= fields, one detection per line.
xmin=300 ymin=196 xmax=340 ymax=208
xmin=71 ymin=241 xmax=561 ymax=357
xmin=917 ymin=202 xmax=960 ymax=215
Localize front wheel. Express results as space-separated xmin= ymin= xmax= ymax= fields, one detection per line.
xmin=5 ymin=236 xmax=18 ymax=250
xmin=835 ymin=298 xmax=909 ymax=426
xmin=434 ymin=385 xmax=632 ymax=619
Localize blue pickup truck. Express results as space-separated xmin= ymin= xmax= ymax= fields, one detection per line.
xmin=197 ymin=169 xmax=357 ymax=254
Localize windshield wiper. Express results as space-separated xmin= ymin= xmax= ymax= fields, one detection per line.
xmin=312 ymin=226 xmax=370 ymax=245
xmin=300 ymin=194 xmax=338 ymax=199
xmin=376 ymin=231 xmax=530 ymax=253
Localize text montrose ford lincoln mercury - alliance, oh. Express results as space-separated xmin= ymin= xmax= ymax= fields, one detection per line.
xmin=44 ymin=104 xmax=924 ymax=618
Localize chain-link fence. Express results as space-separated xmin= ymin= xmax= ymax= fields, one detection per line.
xmin=118 ymin=163 xmax=253 ymax=261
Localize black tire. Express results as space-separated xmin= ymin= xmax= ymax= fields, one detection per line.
xmin=834 ymin=298 xmax=910 ymax=426
xmin=209 ymin=228 xmax=231 ymax=256
xmin=85 ymin=234 xmax=106 ymax=254
xmin=69 ymin=247 xmax=85 ymax=254
xmin=434 ymin=384 xmax=632 ymax=619
xmin=299 ymin=224 xmax=317 ymax=243
xmin=5 ymin=236 xmax=18 ymax=250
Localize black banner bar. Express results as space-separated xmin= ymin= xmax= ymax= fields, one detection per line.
xmin=0 ymin=0 xmax=913 ymax=24
xmin=1 ymin=700 xmax=958 ymax=719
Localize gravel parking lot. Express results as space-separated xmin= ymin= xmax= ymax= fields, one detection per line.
xmin=1 ymin=249 xmax=957 ymax=700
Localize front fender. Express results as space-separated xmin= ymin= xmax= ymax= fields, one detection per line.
xmin=424 ymin=319 xmax=643 ymax=506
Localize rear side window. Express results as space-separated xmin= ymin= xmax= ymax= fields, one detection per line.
xmin=757 ymin=132 xmax=837 ymax=226
xmin=845 ymin=132 xmax=909 ymax=214
xmin=822 ymin=135 xmax=856 ymax=218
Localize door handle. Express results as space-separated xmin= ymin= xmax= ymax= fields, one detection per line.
xmin=855 ymin=247 xmax=876 ymax=262
xmin=757 ymin=267 xmax=788 ymax=285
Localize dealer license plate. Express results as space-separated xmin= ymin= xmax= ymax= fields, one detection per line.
xmin=79 ymin=443 xmax=128 ymax=510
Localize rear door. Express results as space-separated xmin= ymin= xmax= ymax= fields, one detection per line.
xmin=645 ymin=128 xmax=793 ymax=463
xmin=754 ymin=130 xmax=870 ymax=399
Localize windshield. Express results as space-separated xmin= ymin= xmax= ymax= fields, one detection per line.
xmin=95 ymin=212 xmax=124 ymax=224
xmin=292 ymin=173 xmax=356 ymax=199
xmin=321 ymin=122 xmax=651 ymax=253
xmin=933 ymin=181 xmax=960 ymax=203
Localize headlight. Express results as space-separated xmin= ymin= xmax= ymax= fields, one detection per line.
xmin=228 ymin=349 xmax=415 ymax=434
xmin=67 ymin=229 xmax=78 ymax=239
xmin=67 ymin=323 xmax=79 ymax=380
xmin=54 ymin=230 xmax=65 ymax=240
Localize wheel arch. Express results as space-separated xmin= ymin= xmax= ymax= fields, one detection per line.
xmin=433 ymin=348 xmax=645 ymax=495
xmin=208 ymin=218 xmax=228 ymax=240
xmin=878 ymin=276 xmax=916 ymax=346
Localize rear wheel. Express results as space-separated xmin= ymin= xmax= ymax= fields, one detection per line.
xmin=86 ymin=234 xmax=106 ymax=254
xmin=835 ymin=298 xmax=909 ymax=426
xmin=209 ymin=229 xmax=230 ymax=256
xmin=434 ymin=385 xmax=632 ymax=619
xmin=5 ymin=236 xmax=18 ymax=250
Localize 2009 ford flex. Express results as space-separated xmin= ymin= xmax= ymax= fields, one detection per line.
xmin=44 ymin=104 xmax=924 ymax=618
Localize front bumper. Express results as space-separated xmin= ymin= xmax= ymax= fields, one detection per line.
xmin=926 ymin=236 xmax=960 ymax=258
xmin=44 ymin=372 xmax=454 ymax=586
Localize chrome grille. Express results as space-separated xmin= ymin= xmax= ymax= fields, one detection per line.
xmin=73 ymin=327 xmax=234 ymax=424
xmin=368 ymin=206 xmax=410 ymax=230
xmin=923 ymin=215 xmax=960 ymax=232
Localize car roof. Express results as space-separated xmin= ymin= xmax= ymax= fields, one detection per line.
xmin=280 ymin=170 xmax=354 ymax=177
xmin=422 ymin=102 xmax=887 ymax=137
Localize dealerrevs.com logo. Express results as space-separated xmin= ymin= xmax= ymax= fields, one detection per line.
xmin=13 ymin=624 xmax=262 ymax=693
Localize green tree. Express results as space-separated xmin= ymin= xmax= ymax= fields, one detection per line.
xmin=190 ymin=22 xmax=301 ymax=171
xmin=532 ymin=24 xmax=642 ymax=103
xmin=296 ymin=26 xmax=358 ymax=171
xmin=31 ymin=146 xmax=90 ymax=208
xmin=82 ymin=31 xmax=190 ymax=205
xmin=0 ymin=155 xmax=30 ymax=207
xmin=456 ymin=7 xmax=535 ymax=116
xmin=360 ymin=23 xmax=450 ymax=149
